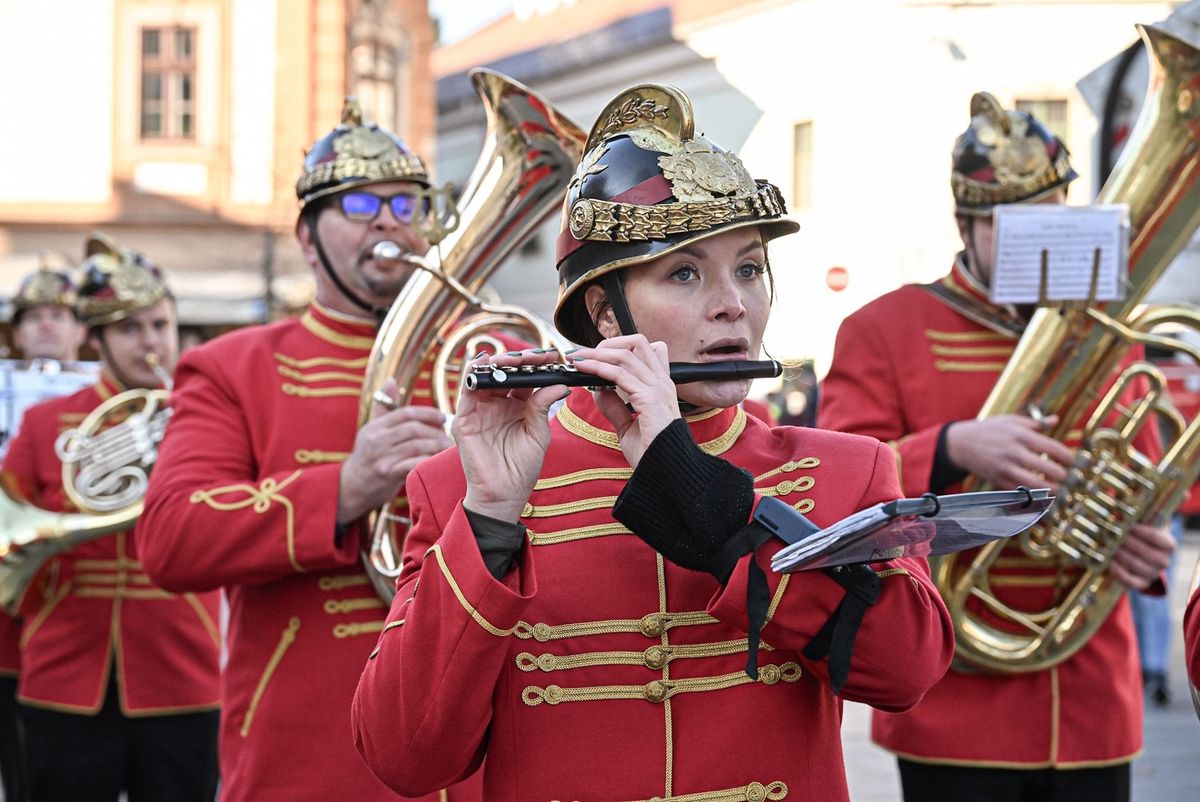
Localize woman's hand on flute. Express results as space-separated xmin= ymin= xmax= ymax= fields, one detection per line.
xmin=457 ymin=349 xmax=568 ymax=524
xmin=569 ymin=334 xmax=681 ymax=469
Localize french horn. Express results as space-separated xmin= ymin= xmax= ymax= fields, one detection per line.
xmin=0 ymin=356 xmax=172 ymax=613
xmin=933 ymin=24 xmax=1200 ymax=672
xmin=357 ymin=69 xmax=585 ymax=601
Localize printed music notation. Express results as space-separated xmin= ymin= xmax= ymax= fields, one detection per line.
xmin=989 ymin=204 xmax=1129 ymax=305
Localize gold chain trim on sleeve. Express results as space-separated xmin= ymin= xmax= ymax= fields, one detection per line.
xmin=522 ymin=662 xmax=801 ymax=706
xmin=620 ymin=780 xmax=788 ymax=802
xmin=534 ymin=467 xmax=633 ymax=490
xmin=241 ymin=617 xmax=300 ymax=737
xmin=323 ymin=597 xmax=387 ymax=615
xmin=295 ymin=449 xmax=349 ymax=464
xmin=557 ymin=405 xmax=746 ymax=455
xmin=318 ymin=574 xmax=372 ymax=591
xmin=333 ymin=621 xmax=386 ymax=638
xmin=190 ymin=471 xmax=306 ymax=572
xmin=274 ymin=352 xmax=369 ymax=369
xmin=522 ymin=496 xmax=619 ymax=518
xmin=514 ymin=611 xmax=717 ymax=642
xmin=516 ymin=637 xmax=774 ymax=673
xmin=427 ymin=544 xmax=517 ymax=637
xmin=528 ymin=522 xmax=630 ymax=546
xmin=753 ymin=458 xmax=820 ymax=482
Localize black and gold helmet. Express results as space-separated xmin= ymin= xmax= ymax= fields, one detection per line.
xmin=295 ymin=97 xmax=430 ymax=208
xmin=553 ymin=84 xmax=798 ymax=344
xmin=76 ymin=233 xmax=172 ymax=328
xmin=951 ymin=92 xmax=1077 ymax=217
xmin=11 ymin=260 xmax=77 ymax=324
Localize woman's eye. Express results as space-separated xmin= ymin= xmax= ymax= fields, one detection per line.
xmin=737 ymin=262 xmax=766 ymax=278
xmin=671 ymin=265 xmax=698 ymax=281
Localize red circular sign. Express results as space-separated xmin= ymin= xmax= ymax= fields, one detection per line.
xmin=826 ymin=266 xmax=849 ymax=292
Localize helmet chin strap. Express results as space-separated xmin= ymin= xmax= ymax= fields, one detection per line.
xmin=94 ymin=333 xmax=142 ymax=390
xmin=306 ymin=209 xmax=390 ymax=325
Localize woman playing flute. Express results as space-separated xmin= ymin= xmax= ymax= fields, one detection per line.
xmin=353 ymin=83 xmax=954 ymax=802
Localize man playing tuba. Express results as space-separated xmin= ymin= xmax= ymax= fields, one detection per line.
xmin=820 ymin=94 xmax=1175 ymax=802
xmin=2 ymin=234 xmax=221 ymax=801
xmin=139 ymin=101 xmax=480 ymax=802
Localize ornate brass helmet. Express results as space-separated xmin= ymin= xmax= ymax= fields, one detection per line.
xmin=553 ymin=84 xmax=798 ymax=344
xmin=295 ymin=97 xmax=430 ymax=207
xmin=11 ymin=261 xmax=77 ymax=324
xmin=952 ymin=92 xmax=1078 ymax=217
xmin=76 ymin=233 xmax=172 ymax=328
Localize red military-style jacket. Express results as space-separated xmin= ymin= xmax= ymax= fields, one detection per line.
xmin=1186 ymin=585 xmax=1200 ymax=696
xmin=352 ymin=388 xmax=954 ymax=802
xmin=0 ymin=618 xmax=19 ymax=677
xmin=821 ymin=259 xmax=1153 ymax=768
xmin=140 ymin=301 xmax=480 ymax=802
xmin=0 ymin=374 xmax=221 ymax=715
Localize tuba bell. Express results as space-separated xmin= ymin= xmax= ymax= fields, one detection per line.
xmin=933 ymin=24 xmax=1200 ymax=672
xmin=357 ymin=69 xmax=585 ymax=601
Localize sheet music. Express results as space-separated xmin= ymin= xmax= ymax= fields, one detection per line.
xmin=990 ymin=205 xmax=1128 ymax=304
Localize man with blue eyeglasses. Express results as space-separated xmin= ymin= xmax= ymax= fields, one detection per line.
xmin=140 ymin=99 xmax=481 ymax=802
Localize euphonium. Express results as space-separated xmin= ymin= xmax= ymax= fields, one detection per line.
xmin=934 ymin=24 xmax=1200 ymax=672
xmin=357 ymin=69 xmax=585 ymax=601
xmin=0 ymin=356 xmax=173 ymax=613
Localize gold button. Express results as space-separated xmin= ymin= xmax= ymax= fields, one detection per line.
xmin=532 ymin=623 xmax=552 ymax=642
xmin=747 ymin=782 xmax=768 ymax=802
xmin=643 ymin=646 xmax=667 ymax=670
xmin=639 ymin=614 xmax=664 ymax=637
xmin=643 ymin=680 xmax=667 ymax=703
xmin=544 ymin=685 xmax=564 ymax=705
xmin=537 ymin=654 xmax=557 ymax=671
xmin=759 ymin=665 xmax=782 ymax=685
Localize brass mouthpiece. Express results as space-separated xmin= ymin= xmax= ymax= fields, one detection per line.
xmin=371 ymin=241 xmax=425 ymax=269
xmin=143 ymin=353 xmax=173 ymax=390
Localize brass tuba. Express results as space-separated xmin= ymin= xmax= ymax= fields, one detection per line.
xmin=0 ymin=361 xmax=172 ymax=614
xmin=933 ymin=24 xmax=1200 ymax=672
xmin=357 ymin=69 xmax=585 ymax=601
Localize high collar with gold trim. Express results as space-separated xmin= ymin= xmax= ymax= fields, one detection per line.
xmin=932 ymin=256 xmax=1027 ymax=336
xmin=556 ymin=388 xmax=746 ymax=456
xmin=300 ymin=301 xmax=378 ymax=351
xmin=94 ymin=372 xmax=124 ymax=401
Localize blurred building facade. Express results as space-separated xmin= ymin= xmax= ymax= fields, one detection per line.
xmin=434 ymin=0 xmax=1197 ymax=375
xmin=0 ymin=0 xmax=435 ymax=330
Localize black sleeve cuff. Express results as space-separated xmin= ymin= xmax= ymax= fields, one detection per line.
xmin=464 ymin=507 xmax=527 ymax=580
xmin=613 ymin=419 xmax=755 ymax=578
xmin=930 ymin=423 xmax=969 ymax=493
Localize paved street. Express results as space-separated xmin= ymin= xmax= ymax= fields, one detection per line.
xmin=842 ymin=529 xmax=1200 ymax=801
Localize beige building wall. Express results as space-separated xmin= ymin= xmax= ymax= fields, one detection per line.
xmin=0 ymin=0 xmax=435 ymax=327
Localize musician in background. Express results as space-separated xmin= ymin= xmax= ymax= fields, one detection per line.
xmin=0 ymin=265 xmax=90 ymax=802
xmin=139 ymin=102 xmax=478 ymax=802
xmin=352 ymin=83 xmax=954 ymax=801
xmin=2 ymin=234 xmax=219 ymax=802
xmin=820 ymin=94 xmax=1174 ymax=802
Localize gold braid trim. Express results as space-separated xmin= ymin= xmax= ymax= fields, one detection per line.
xmin=523 ymin=495 xmax=619 ymax=518
xmin=426 ymin=544 xmax=517 ymax=637
xmin=333 ymin=621 xmax=386 ymax=638
xmin=569 ymin=184 xmax=787 ymax=244
xmin=534 ymin=467 xmax=633 ymax=490
xmin=516 ymin=637 xmax=774 ymax=673
xmin=929 ymin=344 xmax=1015 ymax=357
xmin=612 ymin=780 xmax=788 ymax=802
xmin=528 ymin=522 xmax=630 ymax=546
xmin=514 ymin=610 xmax=716 ymax=642
xmin=923 ymin=328 xmax=1014 ymax=342
xmin=282 ymin=384 xmax=361 ymax=398
xmin=299 ymin=311 xmax=376 ymax=350
xmin=276 ymin=365 xmax=364 ymax=383
xmin=323 ymin=597 xmax=387 ymax=615
xmin=522 ymin=662 xmax=801 ymax=706
xmin=241 ymin=617 xmax=300 ymax=737
xmin=274 ymin=352 xmax=369 ymax=369
xmin=294 ymin=449 xmax=349 ymax=464
xmin=756 ymin=477 xmax=815 ymax=496
xmin=190 ymin=471 xmax=305 ymax=572
xmin=934 ymin=360 xmax=1008 ymax=373
xmin=753 ymin=458 xmax=819 ymax=482
xmin=557 ymin=405 xmax=745 ymax=455
xmin=318 ymin=574 xmax=371 ymax=590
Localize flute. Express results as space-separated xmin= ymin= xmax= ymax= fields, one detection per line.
xmin=465 ymin=359 xmax=783 ymax=391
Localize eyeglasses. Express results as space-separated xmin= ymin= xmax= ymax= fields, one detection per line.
xmin=336 ymin=191 xmax=426 ymax=223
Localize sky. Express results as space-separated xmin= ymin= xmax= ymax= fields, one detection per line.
xmin=429 ymin=0 xmax=515 ymax=45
